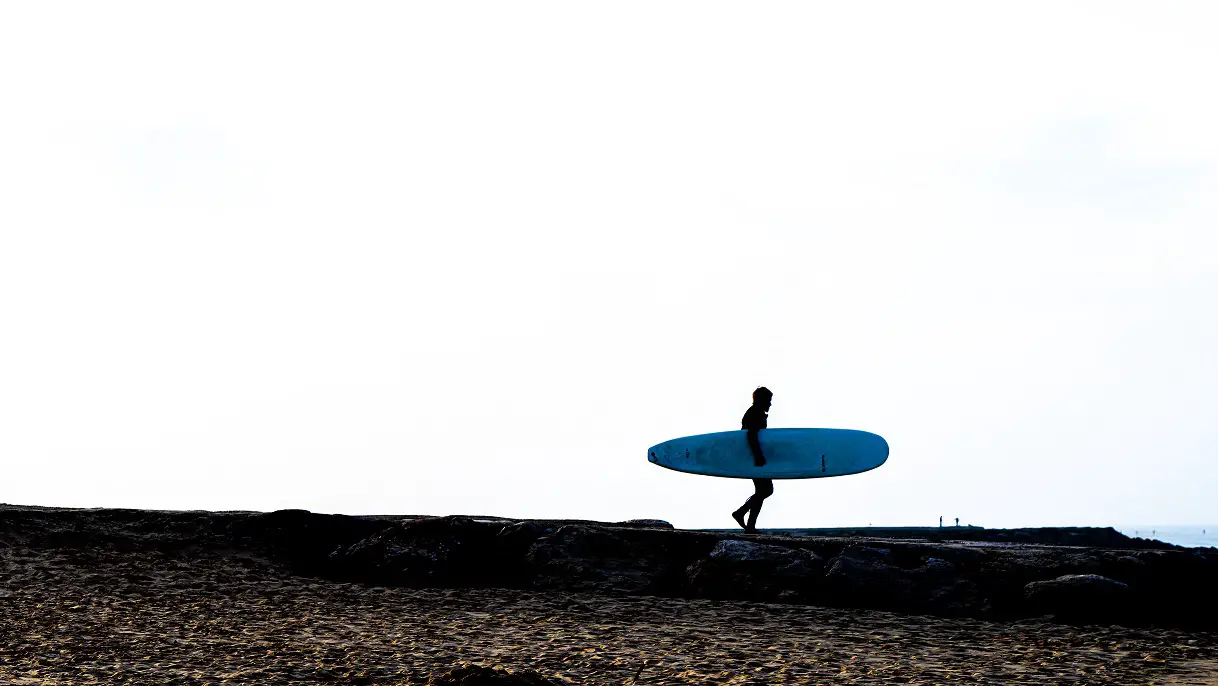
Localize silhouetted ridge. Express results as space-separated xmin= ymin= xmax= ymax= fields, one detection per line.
xmin=2 ymin=504 xmax=1214 ymax=628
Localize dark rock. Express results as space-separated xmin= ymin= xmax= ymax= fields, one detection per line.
xmin=767 ymin=526 xmax=1182 ymax=550
xmin=914 ymin=557 xmax=982 ymax=616
xmin=686 ymin=539 xmax=823 ymax=601
xmin=428 ymin=664 xmax=558 ymax=685
xmin=492 ymin=521 xmax=559 ymax=583
xmin=615 ymin=519 xmax=674 ymax=529
xmin=1128 ymin=548 xmax=1217 ymax=598
xmin=527 ymin=524 xmax=710 ymax=594
xmin=822 ymin=546 xmax=985 ymax=615
xmin=330 ymin=516 xmax=501 ymax=586
xmin=0 ymin=506 xmax=237 ymax=551
xmin=528 ymin=525 xmax=658 ymax=593
xmin=228 ymin=509 xmax=390 ymax=573
xmin=983 ymin=527 xmax=1159 ymax=548
xmin=497 ymin=521 xmax=559 ymax=552
xmin=824 ymin=546 xmax=917 ymax=609
xmin=921 ymin=556 xmax=955 ymax=574
xmin=1024 ymin=574 xmax=1132 ymax=621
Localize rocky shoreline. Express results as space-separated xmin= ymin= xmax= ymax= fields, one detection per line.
xmin=2 ymin=504 xmax=1215 ymax=629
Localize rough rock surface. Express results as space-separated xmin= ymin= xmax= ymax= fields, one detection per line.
xmin=686 ymin=539 xmax=824 ymax=602
xmin=2 ymin=504 xmax=1215 ymax=628
xmin=615 ymin=519 xmax=674 ymax=529
xmin=526 ymin=524 xmax=705 ymax=594
xmin=332 ymin=516 xmax=503 ymax=586
xmin=1024 ymin=574 xmax=1133 ymax=621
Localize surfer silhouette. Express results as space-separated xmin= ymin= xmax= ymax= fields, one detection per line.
xmin=732 ymin=386 xmax=773 ymax=533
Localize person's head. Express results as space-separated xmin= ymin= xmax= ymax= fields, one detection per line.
xmin=753 ymin=386 xmax=773 ymax=410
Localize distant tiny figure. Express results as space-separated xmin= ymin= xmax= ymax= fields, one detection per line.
xmin=939 ymin=516 xmax=943 ymax=528
xmin=731 ymin=387 xmax=774 ymax=533
xmin=955 ymin=517 xmax=959 ymax=527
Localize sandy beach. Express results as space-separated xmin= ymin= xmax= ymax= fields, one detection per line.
xmin=2 ymin=544 xmax=1216 ymax=685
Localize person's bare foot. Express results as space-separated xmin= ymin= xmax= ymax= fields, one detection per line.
xmin=732 ymin=510 xmax=747 ymax=530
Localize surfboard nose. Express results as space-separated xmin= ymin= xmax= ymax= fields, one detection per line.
xmin=874 ymin=433 xmax=890 ymax=466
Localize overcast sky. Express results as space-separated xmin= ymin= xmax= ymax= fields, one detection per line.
xmin=2 ymin=2 xmax=1215 ymax=528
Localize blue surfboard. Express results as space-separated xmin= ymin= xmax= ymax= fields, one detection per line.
xmin=647 ymin=428 xmax=888 ymax=479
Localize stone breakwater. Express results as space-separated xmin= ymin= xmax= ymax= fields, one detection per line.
xmin=2 ymin=505 xmax=1215 ymax=629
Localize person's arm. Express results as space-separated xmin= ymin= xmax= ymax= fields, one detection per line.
xmin=747 ymin=427 xmax=766 ymax=466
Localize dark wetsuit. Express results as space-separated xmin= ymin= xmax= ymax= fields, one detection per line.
xmin=738 ymin=404 xmax=773 ymax=529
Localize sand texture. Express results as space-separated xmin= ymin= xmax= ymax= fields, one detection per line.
xmin=2 ymin=546 xmax=1216 ymax=685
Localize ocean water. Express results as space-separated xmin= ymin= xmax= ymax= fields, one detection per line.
xmin=1114 ymin=525 xmax=1217 ymax=549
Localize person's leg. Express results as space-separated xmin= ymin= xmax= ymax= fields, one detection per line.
xmin=745 ymin=479 xmax=773 ymax=531
xmin=732 ymin=491 xmax=755 ymax=529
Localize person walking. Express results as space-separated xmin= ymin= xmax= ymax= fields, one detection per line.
xmin=731 ymin=387 xmax=774 ymax=533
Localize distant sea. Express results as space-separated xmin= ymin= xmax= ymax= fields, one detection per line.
xmin=1114 ymin=525 xmax=1217 ymax=549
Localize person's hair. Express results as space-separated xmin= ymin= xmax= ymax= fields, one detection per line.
xmin=753 ymin=386 xmax=773 ymax=403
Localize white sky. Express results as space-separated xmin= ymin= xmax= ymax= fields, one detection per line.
xmin=2 ymin=2 xmax=1215 ymax=528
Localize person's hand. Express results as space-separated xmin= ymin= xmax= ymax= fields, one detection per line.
xmin=754 ymin=456 xmax=766 ymax=467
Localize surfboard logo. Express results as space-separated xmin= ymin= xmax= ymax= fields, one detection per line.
xmin=821 ymin=454 xmax=826 ymax=472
